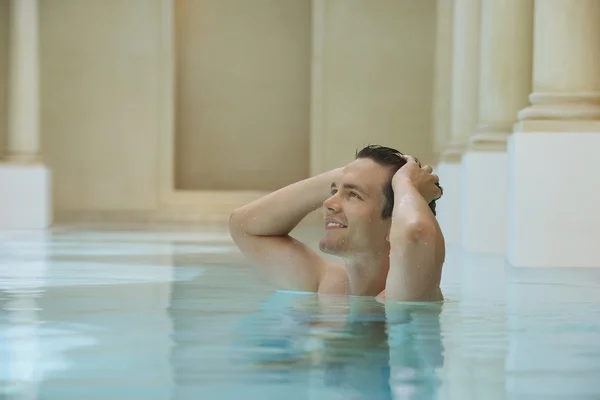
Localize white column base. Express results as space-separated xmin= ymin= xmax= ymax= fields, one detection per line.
xmin=435 ymin=160 xmax=462 ymax=245
xmin=461 ymin=150 xmax=508 ymax=254
xmin=508 ymin=132 xmax=600 ymax=267
xmin=0 ymin=164 xmax=52 ymax=230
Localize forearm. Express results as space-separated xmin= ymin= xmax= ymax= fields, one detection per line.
xmin=230 ymin=168 xmax=342 ymax=236
xmin=386 ymin=179 xmax=444 ymax=301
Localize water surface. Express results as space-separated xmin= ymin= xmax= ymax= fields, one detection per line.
xmin=1 ymin=227 xmax=599 ymax=399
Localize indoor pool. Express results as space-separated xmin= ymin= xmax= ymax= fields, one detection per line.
xmin=1 ymin=224 xmax=599 ymax=399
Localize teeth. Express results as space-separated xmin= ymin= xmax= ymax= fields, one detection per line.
xmin=327 ymin=222 xmax=346 ymax=228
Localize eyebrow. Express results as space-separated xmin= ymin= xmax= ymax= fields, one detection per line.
xmin=331 ymin=182 xmax=369 ymax=196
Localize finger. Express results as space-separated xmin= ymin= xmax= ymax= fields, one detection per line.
xmin=401 ymin=154 xmax=419 ymax=165
xmin=422 ymin=165 xmax=433 ymax=173
xmin=435 ymin=184 xmax=443 ymax=200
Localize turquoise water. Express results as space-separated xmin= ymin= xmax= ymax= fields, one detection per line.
xmin=1 ymin=227 xmax=600 ymax=399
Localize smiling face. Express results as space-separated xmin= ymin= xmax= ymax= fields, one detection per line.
xmin=318 ymin=158 xmax=393 ymax=257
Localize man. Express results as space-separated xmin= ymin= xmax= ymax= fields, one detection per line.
xmin=229 ymin=145 xmax=445 ymax=302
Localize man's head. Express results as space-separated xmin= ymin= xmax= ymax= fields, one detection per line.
xmin=318 ymin=144 xmax=441 ymax=257
xmin=356 ymin=145 xmax=439 ymax=218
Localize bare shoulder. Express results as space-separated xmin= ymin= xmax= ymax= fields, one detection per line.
xmin=318 ymin=261 xmax=349 ymax=294
xmin=231 ymin=231 xmax=330 ymax=292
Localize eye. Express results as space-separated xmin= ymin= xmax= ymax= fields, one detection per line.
xmin=330 ymin=189 xmax=338 ymax=196
xmin=348 ymin=192 xmax=362 ymax=200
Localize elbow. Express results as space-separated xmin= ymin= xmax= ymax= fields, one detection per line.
xmin=408 ymin=220 xmax=438 ymax=242
xmin=392 ymin=219 xmax=438 ymax=245
xmin=229 ymin=208 xmax=247 ymax=237
xmin=229 ymin=207 xmax=241 ymax=224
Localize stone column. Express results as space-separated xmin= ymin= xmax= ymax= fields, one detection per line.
xmin=517 ymin=0 xmax=600 ymax=131
xmin=444 ymin=0 xmax=480 ymax=157
xmin=5 ymin=0 xmax=40 ymax=163
xmin=0 ymin=0 xmax=51 ymax=229
xmin=431 ymin=0 xmax=453 ymax=158
xmin=508 ymin=0 xmax=600 ymax=267
xmin=461 ymin=0 xmax=533 ymax=253
xmin=435 ymin=0 xmax=480 ymax=246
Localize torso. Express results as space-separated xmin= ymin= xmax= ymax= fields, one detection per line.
xmin=317 ymin=262 xmax=443 ymax=303
xmin=317 ymin=262 xmax=386 ymax=300
xmin=317 ymin=262 xmax=350 ymax=295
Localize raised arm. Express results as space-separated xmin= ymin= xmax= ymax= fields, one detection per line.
xmin=384 ymin=158 xmax=445 ymax=302
xmin=229 ymin=168 xmax=342 ymax=292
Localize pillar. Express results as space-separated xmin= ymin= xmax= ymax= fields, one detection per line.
xmin=6 ymin=0 xmax=40 ymax=163
xmin=508 ymin=0 xmax=600 ymax=267
xmin=461 ymin=0 xmax=533 ymax=254
xmin=431 ymin=0 xmax=453 ymax=158
xmin=0 ymin=0 xmax=51 ymax=230
xmin=447 ymin=0 xmax=480 ymax=153
xmin=435 ymin=0 xmax=480 ymax=246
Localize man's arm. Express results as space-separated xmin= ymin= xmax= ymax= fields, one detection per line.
xmin=229 ymin=168 xmax=342 ymax=292
xmin=384 ymin=164 xmax=445 ymax=302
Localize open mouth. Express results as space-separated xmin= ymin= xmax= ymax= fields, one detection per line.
xmin=326 ymin=221 xmax=347 ymax=229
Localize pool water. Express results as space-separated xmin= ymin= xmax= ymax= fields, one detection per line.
xmin=1 ymin=225 xmax=600 ymax=399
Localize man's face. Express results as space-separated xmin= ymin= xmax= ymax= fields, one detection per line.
xmin=318 ymin=158 xmax=392 ymax=256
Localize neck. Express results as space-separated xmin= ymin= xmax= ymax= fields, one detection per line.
xmin=343 ymin=248 xmax=390 ymax=296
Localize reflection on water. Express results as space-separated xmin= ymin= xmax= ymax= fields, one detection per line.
xmin=229 ymin=292 xmax=444 ymax=400
xmin=1 ymin=229 xmax=600 ymax=399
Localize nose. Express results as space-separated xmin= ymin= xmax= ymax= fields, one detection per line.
xmin=322 ymin=193 xmax=340 ymax=214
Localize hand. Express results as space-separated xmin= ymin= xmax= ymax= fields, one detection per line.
xmin=392 ymin=155 xmax=442 ymax=204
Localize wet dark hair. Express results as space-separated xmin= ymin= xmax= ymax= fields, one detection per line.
xmin=355 ymin=144 xmax=441 ymax=219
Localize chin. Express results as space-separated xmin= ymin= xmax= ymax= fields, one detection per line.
xmin=318 ymin=238 xmax=346 ymax=256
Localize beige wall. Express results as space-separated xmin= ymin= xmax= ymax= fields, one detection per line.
xmin=1 ymin=0 xmax=437 ymax=214
xmin=174 ymin=0 xmax=311 ymax=191
xmin=313 ymin=0 xmax=437 ymax=173
xmin=39 ymin=0 xmax=162 ymax=211
xmin=0 ymin=0 xmax=7 ymax=157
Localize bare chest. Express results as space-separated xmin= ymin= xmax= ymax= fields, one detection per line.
xmin=317 ymin=263 xmax=349 ymax=295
